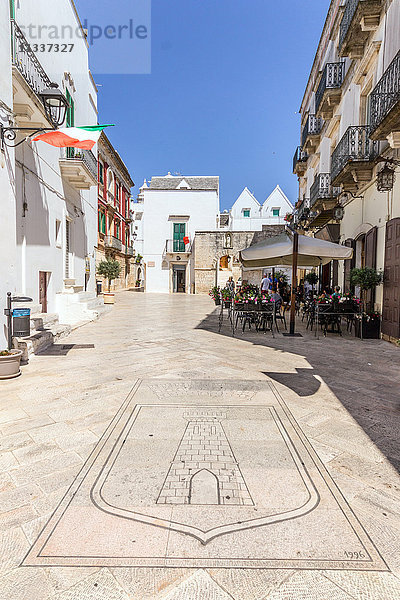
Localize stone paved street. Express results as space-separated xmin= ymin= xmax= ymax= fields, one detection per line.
xmin=0 ymin=292 xmax=400 ymax=599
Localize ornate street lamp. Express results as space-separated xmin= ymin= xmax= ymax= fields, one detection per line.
xmin=0 ymin=82 xmax=69 ymax=148
xmin=333 ymin=205 xmax=344 ymax=222
xmin=39 ymin=83 xmax=69 ymax=128
xmin=377 ymin=163 xmax=396 ymax=192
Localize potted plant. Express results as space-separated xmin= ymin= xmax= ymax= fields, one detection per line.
xmin=305 ymin=271 xmax=319 ymax=296
xmin=135 ymin=279 xmax=141 ymax=288
xmin=97 ymin=259 xmax=121 ymax=304
xmin=221 ymin=288 xmax=233 ymax=308
xmin=209 ymin=286 xmax=221 ymax=305
xmin=0 ymin=349 xmax=23 ymax=380
xmin=350 ymin=267 xmax=383 ymax=339
xmin=135 ymin=254 xmax=143 ymax=265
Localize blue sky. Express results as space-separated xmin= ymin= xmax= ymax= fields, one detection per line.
xmin=75 ymin=0 xmax=330 ymax=210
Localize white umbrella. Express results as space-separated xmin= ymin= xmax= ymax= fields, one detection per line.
xmin=239 ymin=231 xmax=353 ymax=268
xmin=239 ymin=230 xmax=353 ymax=335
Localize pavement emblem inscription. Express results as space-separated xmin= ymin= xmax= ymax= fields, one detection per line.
xmin=22 ymin=379 xmax=389 ymax=570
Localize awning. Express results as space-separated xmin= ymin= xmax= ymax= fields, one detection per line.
xmin=239 ymin=231 xmax=353 ymax=269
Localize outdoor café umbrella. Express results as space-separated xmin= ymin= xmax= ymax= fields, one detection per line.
xmin=239 ymin=230 xmax=353 ymax=335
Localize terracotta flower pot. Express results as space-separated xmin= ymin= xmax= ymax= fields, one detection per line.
xmin=0 ymin=349 xmax=23 ymax=380
xmin=103 ymin=293 xmax=115 ymax=305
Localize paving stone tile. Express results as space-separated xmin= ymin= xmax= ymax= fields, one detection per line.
xmin=265 ymin=571 xmax=354 ymax=599
xmin=0 ymin=414 xmax=55 ymax=437
xmin=54 ymin=569 xmax=130 ymax=600
xmin=0 ymin=503 xmax=39 ymax=531
xmin=0 ymin=431 xmax=34 ymax=453
xmin=0 ymin=483 xmax=42 ymax=512
xmin=111 ymin=568 xmax=197 ymax=599
xmin=0 ymin=566 xmax=53 ymax=600
xmin=10 ymin=452 xmax=82 ymax=486
xmin=159 ymin=570 xmax=234 ymax=599
xmin=207 ymin=569 xmax=294 ymax=600
xmin=13 ymin=441 xmax=64 ymax=465
xmin=0 ymin=527 xmax=30 ymax=577
xmin=0 ymin=451 xmax=19 ymax=472
xmin=323 ymin=571 xmax=400 ymax=600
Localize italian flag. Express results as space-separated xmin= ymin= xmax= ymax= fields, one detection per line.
xmin=32 ymin=125 xmax=114 ymax=150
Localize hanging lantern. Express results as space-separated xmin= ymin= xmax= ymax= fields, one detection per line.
xmin=377 ymin=163 xmax=396 ymax=192
xmin=333 ymin=205 xmax=344 ymax=221
xmin=39 ymin=83 xmax=69 ymax=128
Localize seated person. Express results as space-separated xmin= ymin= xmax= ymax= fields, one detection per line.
xmin=271 ymin=286 xmax=282 ymax=307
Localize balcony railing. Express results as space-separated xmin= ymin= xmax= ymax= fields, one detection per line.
xmin=310 ymin=174 xmax=341 ymax=207
xmin=297 ymin=198 xmax=311 ymax=222
xmin=104 ymin=236 xmax=123 ymax=252
xmin=293 ymin=146 xmax=308 ymax=174
xmin=62 ymin=147 xmax=98 ymax=181
xmin=301 ymin=115 xmax=323 ymax=148
xmin=126 ymin=246 xmax=135 ymax=257
xmin=331 ymin=126 xmax=379 ymax=182
xmin=339 ymin=0 xmax=359 ymax=50
xmin=11 ymin=19 xmax=53 ymax=99
xmin=339 ymin=0 xmax=383 ymax=54
xmin=315 ymin=63 xmax=345 ymax=113
xmin=164 ymin=239 xmax=192 ymax=254
xmin=370 ymin=49 xmax=400 ymax=134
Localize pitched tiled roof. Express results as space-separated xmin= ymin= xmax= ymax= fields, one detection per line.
xmin=148 ymin=176 xmax=219 ymax=190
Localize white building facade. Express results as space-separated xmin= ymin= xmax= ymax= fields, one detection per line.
xmin=0 ymin=0 xmax=103 ymax=350
xmin=292 ymin=0 xmax=400 ymax=342
xmin=134 ymin=174 xmax=220 ymax=294
xmin=220 ymin=185 xmax=293 ymax=231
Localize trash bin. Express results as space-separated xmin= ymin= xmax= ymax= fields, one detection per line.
xmin=96 ymin=280 xmax=103 ymax=295
xmin=12 ymin=308 xmax=31 ymax=337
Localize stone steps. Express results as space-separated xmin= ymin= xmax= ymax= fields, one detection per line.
xmin=13 ymin=321 xmax=71 ymax=362
xmin=30 ymin=313 xmax=59 ymax=332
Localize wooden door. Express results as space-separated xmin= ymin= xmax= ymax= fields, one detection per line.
xmin=382 ymin=218 xmax=400 ymax=338
xmin=39 ymin=271 xmax=48 ymax=313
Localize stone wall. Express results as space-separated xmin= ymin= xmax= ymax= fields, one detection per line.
xmin=96 ymin=245 xmax=136 ymax=291
xmin=194 ymin=226 xmax=285 ymax=294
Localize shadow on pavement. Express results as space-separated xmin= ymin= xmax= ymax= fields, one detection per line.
xmin=196 ymin=307 xmax=400 ymax=474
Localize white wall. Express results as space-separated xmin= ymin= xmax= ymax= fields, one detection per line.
xmin=230 ymin=186 xmax=293 ymax=230
xmin=261 ymin=185 xmax=293 ymax=225
xmin=142 ymin=188 xmax=220 ymax=293
xmin=12 ymin=0 xmax=98 ymax=315
xmin=0 ymin=3 xmax=17 ymax=347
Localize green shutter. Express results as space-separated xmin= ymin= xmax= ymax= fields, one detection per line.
xmin=66 ymin=90 xmax=75 ymax=158
xmin=173 ymin=223 xmax=185 ymax=252
xmin=9 ymin=0 xmax=15 ymax=19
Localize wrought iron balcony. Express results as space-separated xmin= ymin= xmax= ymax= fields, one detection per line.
xmin=164 ymin=239 xmax=192 ymax=254
xmin=293 ymin=146 xmax=308 ymax=175
xmin=59 ymin=148 xmax=98 ymax=189
xmin=104 ymin=236 xmax=123 ymax=252
xmin=315 ymin=63 xmax=345 ymax=116
xmin=339 ymin=0 xmax=383 ymax=57
xmin=370 ymin=49 xmax=400 ymax=141
xmin=310 ymin=174 xmax=340 ymax=207
xmin=301 ymin=115 xmax=323 ymax=150
xmin=331 ymin=125 xmax=379 ymax=187
xmin=11 ymin=19 xmax=52 ymax=99
xmin=297 ymin=198 xmax=311 ymax=222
